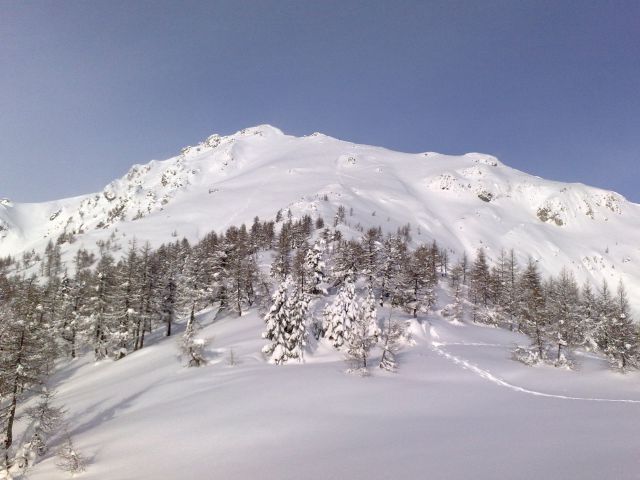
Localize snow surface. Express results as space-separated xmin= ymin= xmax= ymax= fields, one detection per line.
xmin=11 ymin=296 xmax=637 ymax=480
xmin=2 ymin=125 xmax=640 ymax=310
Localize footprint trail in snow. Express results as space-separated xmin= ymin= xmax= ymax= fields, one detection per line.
xmin=428 ymin=325 xmax=640 ymax=404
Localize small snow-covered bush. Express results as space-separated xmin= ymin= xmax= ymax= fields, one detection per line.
xmin=554 ymin=351 xmax=576 ymax=370
xmin=56 ymin=433 xmax=86 ymax=475
xmin=346 ymin=366 xmax=370 ymax=377
xmin=512 ymin=346 xmax=545 ymax=366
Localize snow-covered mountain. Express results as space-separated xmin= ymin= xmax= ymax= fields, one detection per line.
xmin=4 ymin=125 xmax=640 ymax=480
xmin=2 ymin=124 xmax=639 ymax=306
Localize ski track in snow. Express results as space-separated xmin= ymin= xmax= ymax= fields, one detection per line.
xmin=429 ymin=326 xmax=640 ymax=404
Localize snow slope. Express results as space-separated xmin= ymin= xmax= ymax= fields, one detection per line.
xmin=2 ymin=125 xmax=640 ymax=308
xmin=23 ymin=304 xmax=640 ymax=480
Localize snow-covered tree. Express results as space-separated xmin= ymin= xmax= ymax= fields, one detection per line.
xmin=270 ymin=231 xmax=291 ymax=281
xmin=19 ymin=389 xmax=64 ymax=467
xmin=0 ymin=278 xmax=54 ymax=469
xmin=469 ymin=248 xmax=491 ymax=319
xmin=89 ymin=253 xmax=117 ymax=359
xmin=546 ymin=268 xmax=581 ymax=366
xmin=56 ymin=431 xmax=86 ymax=475
xmin=285 ymin=286 xmax=309 ymax=362
xmin=347 ymin=288 xmax=380 ymax=371
xmin=396 ymin=244 xmax=436 ymax=317
xmin=304 ymin=239 xmax=326 ymax=294
xmin=111 ymin=241 xmax=142 ymax=360
xmin=592 ymin=280 xmax=617 ymax=352
xmin=180 ymin=306 xmax=207 ymax=367
xmin=377 ymin=236 xmax=406 ymax=307
xmin=450 ymin=280 xmax=465 ymax=323
xmin=579 ymin=281 xmax=599 ymax=350
xmin=518 ymin=258 xmax=547 ymax=360
xmin=604 ymin=281 xmax=639 ymax=371
xmin=379 ymin=314 xmax=406 ymax=372
xmin=323 ymin=278 xmax=359 ymax=349
xmin=262 ymin=280 xmax=291 ymax=364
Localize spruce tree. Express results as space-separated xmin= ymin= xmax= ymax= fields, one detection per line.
xmin=285 ymin=286 xmax=309 ymax=362
xmin=304 ymin=239 xmax=326 ymax=294
xmin=323 ymin=278 xmax=359 ymax=349
xmin=347 ymin=288 xmax=380 ymax=370
xmin=262 ymin=281 xmax=291 ymax=364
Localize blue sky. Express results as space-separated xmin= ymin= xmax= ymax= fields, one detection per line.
xmin=1 ymin=0 xmax=639 ymax=202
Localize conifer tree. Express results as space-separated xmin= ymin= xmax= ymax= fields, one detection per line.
xmin=133 ymin=242 xmax=156 ymax=350
xmin=379 ymin=314 xmax=405 ymax=372
xmin=90 ymin=253 xmax=117 ymax=359
xmin=323 ymin=278 xmax=359 ymax=349
xmin=347 ymin=288 xmax=380 ymax=370
xmin=304 ymin=239 xmax=326 ymax=294
xmin=285 ymin=286 xmax=309 ymax=362
xmin=397 ymin=245 xmax=432 ymax=317
xmin=579 ymin=281 xmax=598 ymax=349
xmin=56 ymin=431 xmax=86 ymax=474
xmin=604 ymin=281 xmax=639 ymax=370
xmin=594 ymin=280 xmax=616 ymax=351
xmin=112 ymin=242 xmax=142 ymax=359
xmin=503 ymin=249 xmax=520 ymax=331
xmin=180 ymin=306 xmax=207 ymax=367
xmin=378 ymin=236 xmax=405 ymax=306
xmin=0 ymin=277 xmax=54 ymax=469
xmin=225 ymin=225 xmax=252 ymax=316
xmin=518 ymin=258 xmax=547 ymax=359
xmin=19 ymin=389 xmax=64 ymax=467
xmin=547 ymin=268 xmax=581 ymax=365
xmin=360 ymin=227 xmax=381 ymax=287
xmin=450 ymin=279 xmax=465 ymax=323
xmin=469 ymin=248 xmax=491 ymax=315
xmin=262 ymin=280 xmax=291 ymax=364
xmin=271 ymin=230 xmax=291 ymax=281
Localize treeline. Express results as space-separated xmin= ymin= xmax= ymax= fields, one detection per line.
xmin=447 ymin=249 xmax=638 ymax=369
xmin=260 ymin=225 xmax=639 ymax=373
xmin=0 ymin=210 xmax=638 ymax=471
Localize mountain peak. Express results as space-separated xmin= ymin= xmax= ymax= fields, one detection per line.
xmin=232 ymin=124 xmax=285 ymax=138
xmin=2 ymin=128 xmax=640 ymax=309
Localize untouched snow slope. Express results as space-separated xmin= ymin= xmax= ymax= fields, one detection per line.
xmin=2 ymin=125 xmax=640 ymax=308
xmin=24 ymin=306 xmax=640 ymax=480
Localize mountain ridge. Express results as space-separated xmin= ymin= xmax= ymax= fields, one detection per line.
xmin=2 ymin=124 xmax=639 ymax=308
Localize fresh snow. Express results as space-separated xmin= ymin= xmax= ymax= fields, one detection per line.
xmin=2 ymin=125 xmax=640 ymax=310
xmin=20 ymin=302 xmax=640 ymax=480
xmin=3 ymin=125 xmax=640 ymax=479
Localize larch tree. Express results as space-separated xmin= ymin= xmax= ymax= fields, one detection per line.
xmin=180 ymin=305 xmax=207 ymax=367
xmin=604 ymin=281 xmax=639 ymax=371
xmin=518 ymin=258 xmax=547 ymax=360
xmin=546 ymin=268 xmax=581 ymax=366
xmin=0 ymin=277 xmax=54 ymax=469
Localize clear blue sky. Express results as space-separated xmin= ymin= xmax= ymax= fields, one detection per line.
xmin=1 ymin=0 xmax=639 ymax=202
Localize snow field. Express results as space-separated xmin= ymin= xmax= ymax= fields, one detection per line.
xmin=21 ymin=301 xmax=640 ymax=480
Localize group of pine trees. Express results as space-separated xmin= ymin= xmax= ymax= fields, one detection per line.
xmin=1 ymin=208 xmax=639 ymax=472
xmin=448 ymin=248 xmax=639 ymax=369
